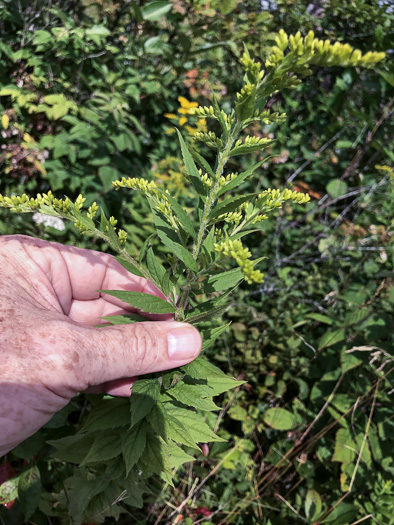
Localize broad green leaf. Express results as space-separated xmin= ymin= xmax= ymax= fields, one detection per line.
xmin=80 ymin=399 xmax=130 ymax=432
xmin=305 ymin=489 xmax=322 ymax=522
xmin=263 ymin=408 xmax=302 ymax=430
xmin=122 ymin=422 xmax=147 ymax=475
xmin=341 ymin=349 xmax=362 ymax=374
xmin=48 ymin=434 xmax=95 ymax=464
xmin=18 ymin=466 xmax=41 ymax=520
xmin=176 ymin=129 xmax=206 ymax=196
xmin=0 ymin=475 xmax=20 ymax=505
xmin=163 ymin=405 xmax=226 ymax=443
xmin=164 ymin=411 xmax=199 ymax=449
xmin=321 ymin=503 xmax=359 ymax=524
xmin=81 ymin=432 xmax=122 ymax=464
xmin=183 ymin=356 xmax=244 ymax=394
xmin=167 ymin=441 xmax=195 ymax=468
xmin=318 ymin=329 xmax=346 ymax=349
xmin=217 ymin=160 xmax=264 ymax=197
xmin=201 ymin=323 xmax=232 ymax=352
xmin=168 ymin=382 xmax=219 ymax=411
xmin=146 ymin=247 xmax=166 ymax=286
xmin=210 ymin=193 xmax=256 ymax=220
xmin=204 ymin=268 xmax=244 ymax=293
xmin=332 ymin=428 xmax=356 ymax=464
xmin=130 ymin=378 xmax=161 ymax=427
xmin=100 ymin=313 xmax=146 ymax=325
xmin=158 ymin=190 xmax=196 ymax=239
xmin=99 ymin=290 xmax=176 ymax=314
xmin=141 ymin=1 xmax=172 ymax=21
xmin=326 ymin=180 xmax=348 ymax=198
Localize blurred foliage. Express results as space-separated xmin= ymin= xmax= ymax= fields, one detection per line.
xmin=0 ymin=0 xmax=393 ymax=523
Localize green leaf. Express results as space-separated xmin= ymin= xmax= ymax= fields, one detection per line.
xmin=122 ymin=422 xmax=147 ymax=475
xmin=168 ymin=382 xmax=219 ymax=411
xmin=161 ymin=270 xmax=171 ymax=298
xmin=81 ymin=432 xmax=122 ymax=464
xmin=235 ymin=85 xmax=256 ymax=121
xmin=183 ymin=357 xmax=244 ymax=394
xmin=305 ymin=313 xmax=334 ymax=325
xmin=99 ymin=290 xmax=176 ymax=314
xmin=176 ymin=129 xmax=206 ymax=196
xmin=212 ymin=91 xmax=228 ymax=141
xmin=48 ymin=434 xmax=95 ymax=463
xmin=116 ymin=256 xmax=145 ymax=278
xmin=321 ymin=503 xmax=359 ymax=524
xmin=201 ymin=322 xmax=232 ymax=352
xmin=164 ymin=410 xmax=199 ymax=449
xmin=332 ymin=428 xmax=356 ymax=464
xmin=100 ymin=313 xmax=146 ymax=325
xmin=163 ymin=405 xmax=226 ymax=444
xmin=217 ymin=160 xmax=264 ymax=197
xmin=326 ymin=180 xmax=348 ymax=198
xmin=189 ymin=147 xmax=216 ymax=178
xmin=210 ymin=193 xmax=256 ymax=220
xmin=130 ymin=378 xmax=161 ymax=427
xmin=263 ymin=408 xmax=302 ymax=430
xmin=167 ymin=441 xmax=195 ymax=468
xmin=204 ymin=268 xmax=244 ymax=293
xmin=305 ymin=489 xmax=322 ymax=522
xmin=152 ymin=208 xmax=198 ymax=272
xmin=141 ymin=1 xmax=172 ymax=21
xmin=18 ymin=466 xmax=41 ymax=520
xmin=100 ymin=209 xmax=122 ymax=251
xmin=158 ymin=190 xmax=196 ymax=239
xmin=341 ymin=349 xmax=363 ymax=374
xmin=318 ymin=329 xmax=346 ymax=350
xmin=80 ymin=399 xmax=130 ymax=432
xmin=229 ymin=140 xmax=273 ymax=156
xmin=186 ymin=303 xmax=230 ymax=324
xmin=146 ymin=247 xmax=166 ymax=286
xmin=0 ymin=475 xmax=20 ymax=505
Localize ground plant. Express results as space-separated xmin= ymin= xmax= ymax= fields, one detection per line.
xmin=1 ymin=11 xmax=391 ymax=523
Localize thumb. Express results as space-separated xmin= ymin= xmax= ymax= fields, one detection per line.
xmin=77 ymin=321 xmax=202 ymax=390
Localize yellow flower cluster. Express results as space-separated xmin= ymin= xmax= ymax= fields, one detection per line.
xmin=193 ymin=131 xmax=223 ymax=148
xmin=112 ymin=177 xmax=159 ymax=194
xmin=201 ymin=171 xmax=238 ymax=190
xmin=215 ymin=238 xmax=264 ymax=284
xmin=164 ymin=96 xmax=208 ymax=136
xmin=258 ymin=188 xmax=310 ymax=207
xmin=0 ymin=191 xmax=77 ymax=213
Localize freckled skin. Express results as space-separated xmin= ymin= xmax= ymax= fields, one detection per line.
xmin=0 ymin=235 xmax=201 ymax=457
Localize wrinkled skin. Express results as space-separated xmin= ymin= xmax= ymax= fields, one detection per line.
xmin=0 ymin=235 xmax=201 ymax=456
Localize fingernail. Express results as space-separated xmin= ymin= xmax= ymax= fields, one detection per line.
xmin=167 ymin=324 xmax=202 ymax=361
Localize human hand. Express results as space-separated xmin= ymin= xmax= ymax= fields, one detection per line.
xmin=0 ymin=235 xmax=201 ymax=456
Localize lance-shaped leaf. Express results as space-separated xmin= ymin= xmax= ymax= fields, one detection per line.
xmin=186 ymin=288 xmax=234 ymax=323
xmin=201 ymin=322 xmax=232 ymax=352
xmin=100 ymin=209 xmax=122 ymax=251
xmin=115 ymin=255 xmax=145 ymax=278
xmin=189 ymin=147 xmax=216 ymax=178
xmin=99 ymin=290 xmax=176 ymax=314
xmin=204 ymin=267 xmax=244 ymax=293
xmin=183 ymin=356 xmax=245 ymax=394
xmin=81 ymin=432 xmax=122 ymax=464
xmin=100 ymin=313 xmax=146 ymax=325
xmin=176 ymin=129 xmax=206 ymax=196
xmin=212 ymin=91 xmax=229 ymax=141
xmin=146 ymin=247 xmax=166 ymax=286
xmin=210 ymin=193 xmax=257 ymax=221
xmin=229 ymin=140 xmax=273 ymax=157
xmin=122 ymin=422 xmax=147 ymax=475
xmin=217 ymin=160 xmax=264 ymax=197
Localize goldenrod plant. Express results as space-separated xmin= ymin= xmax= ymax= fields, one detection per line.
xmin=0 ymin=31 xmax=385 ymax=517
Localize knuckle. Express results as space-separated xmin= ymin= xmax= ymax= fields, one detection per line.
xmin=129 ymin=323 xmax=158 ymax=372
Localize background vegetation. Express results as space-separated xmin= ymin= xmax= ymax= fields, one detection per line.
xmin=0 ymin=0 xmax=393 ymax=523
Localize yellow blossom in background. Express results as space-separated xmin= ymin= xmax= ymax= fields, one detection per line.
xmin=2 ymin=113 xmax=9 ymax=130
xmin=178 ymin=96 xmax=198 ymax=110
xmin=164 ymin=95 xmax=206 ymax=136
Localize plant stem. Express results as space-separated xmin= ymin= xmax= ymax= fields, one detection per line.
xmin=176 ymin=122 xmax=242 ymax=320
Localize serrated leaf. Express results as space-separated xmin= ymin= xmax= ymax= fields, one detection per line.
xmin=161 ymin=270 xmax=171 ymax=297
xmin=168 ymin=382 xmax=219 ymax=411
xmin=81 ymin=432 xmax=122 ymax=464
xmin=183 ymin=356 xmax=244 ymax=394
xmin=167 ymin=440 xmax=195 ymax=468
xmin=130 ymin=378 xmax=161 ymax=427
xmin=201 ymin=322 xmax=232 ymax=352
xmin=147 ymin=247 xmax=166 ymax=286
xmin=163 ymin=405 xmax=226 ymax=443
xmin=217 ymin=160 xmax=264 ymax=197
xmin=100 ymin=313 xmax=146 ymax=325
xmin=18 ymin=466 xmax=41 ymax=520
xmin=80 ymin=399 xmax=130 ymax=432
xmin=164 ymin=411 xmax=199 ymax=449
xmin=189 ymin=147 xmax=216 ymax=178
xmin=186 ymin=303 xmax=230 ymax=324
xmin=210 ymin=193 xmax=256 ymax=220
xmin=114 ymin=255 xmax=145 ymax=278
xmin=158 ymin=189 xmax=196 ymax=239
xmin=263 ymin=408 xmax=302 ymax=430
xmin=152 ymin=208 xmax=198 ymax=272
xmin=176 ymin=129 xmax=206 ymax=196
xmin=122 ymin=422 xmax=147 ymax=475
xmin=204 ymin=268 xmax=244 ymax=293
xmin=99 ymin=290 xmax=176 ymax=314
